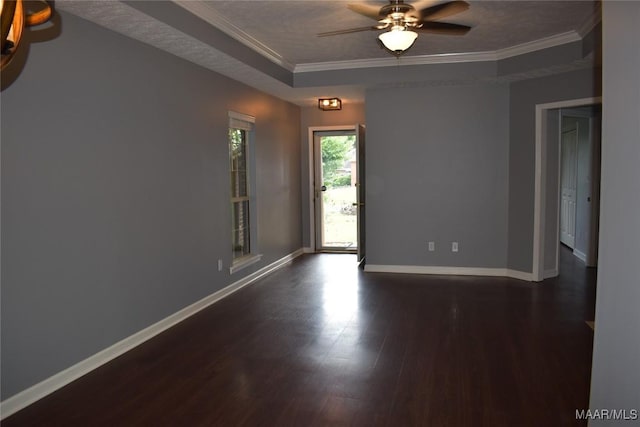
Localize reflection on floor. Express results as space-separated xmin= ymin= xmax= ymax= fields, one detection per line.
xmin=555 ymin=243 xmax=598 ymax=328
xmin=585 ymin=321 xmax=595 ymax=330
xmin=4 ymin=251 xmax=597 ymax=426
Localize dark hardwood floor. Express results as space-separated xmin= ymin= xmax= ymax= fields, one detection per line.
xmin=3 ymin=248 xmax=596 ymax=426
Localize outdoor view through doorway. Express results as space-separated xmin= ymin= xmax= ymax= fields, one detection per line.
xmin=315 ymin=132 xmax=358 ymax=251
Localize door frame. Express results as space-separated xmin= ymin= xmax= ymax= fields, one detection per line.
xmin=307 ymin=125 xmax=361 ymax=253
xmin=533 ymin=97 xmax=601 ymax=281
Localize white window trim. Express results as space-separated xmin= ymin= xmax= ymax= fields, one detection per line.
xmin=229 ymin=111 xmax=255 ymax=128
xmin=229 ymin=253 xmax=263 ymax=275
xmin=229 ymin=111 xmax=260 ymax=273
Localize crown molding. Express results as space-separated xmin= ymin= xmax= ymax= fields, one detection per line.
xmin=577 ymin=4 xmax=602 ymax=38
xmin=494 ymin=31 xmax=581 ymax=60
xmin=295 ymin=31 xmax=583 ymax=73
xmin=173 ymin=0 xmax=295 ymax=72
xmin=294 ymin=51 xmax=498 ymax=73
xmin=170 ymin=1 xmax=588 ymax=74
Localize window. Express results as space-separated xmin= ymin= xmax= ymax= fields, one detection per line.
xmin=229 ymin=112 xmax=261 ymax=273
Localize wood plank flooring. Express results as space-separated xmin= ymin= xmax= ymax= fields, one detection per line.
xmin=3 ymin=248 xmax=596 ymax=426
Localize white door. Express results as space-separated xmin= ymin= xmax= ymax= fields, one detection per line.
xmin=560 ymin=128 xmax=578 ymax=248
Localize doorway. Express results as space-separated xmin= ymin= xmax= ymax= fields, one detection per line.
xmin=309 ymin=126 xmax=366 ymax=261
xmin=559 ymin=108 xmax=601 ymax=267
xmin=533 ymin=98 xmax=601 ymax=281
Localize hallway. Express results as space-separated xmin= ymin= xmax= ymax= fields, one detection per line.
xmin=4 ymin=251 xmax=596 ymax=426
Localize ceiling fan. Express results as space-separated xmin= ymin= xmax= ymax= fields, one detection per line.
xmin=318 ymin=0 xmax=471 ymax=55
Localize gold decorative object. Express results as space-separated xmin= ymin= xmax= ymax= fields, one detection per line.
xmin=1 ymin=0 xmax=52 ymax=70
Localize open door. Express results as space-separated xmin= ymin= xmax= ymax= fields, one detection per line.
xmin=356 ymin=124 xmax=366 ymax=264
xmin=313 ymin=130 xmax=358 ymax=252
xmin=311 ymin=125 xmax=365 ymax=258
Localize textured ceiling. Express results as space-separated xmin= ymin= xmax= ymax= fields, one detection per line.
xmin=205 ymin=1 xmax=599 ymax=64
xmin=56 ymin=1 xmax=600 ymax=106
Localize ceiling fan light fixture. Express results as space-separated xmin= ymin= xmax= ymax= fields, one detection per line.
xmin=378 ymin=27 xmax=418 ymax=54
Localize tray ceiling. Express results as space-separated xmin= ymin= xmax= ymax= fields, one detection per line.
xmin=56 ymin=1 xmax=600 ymax=106
xmin=200 ymin=1 xmax=599 ymax=65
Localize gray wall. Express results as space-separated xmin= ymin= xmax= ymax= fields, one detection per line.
xmin=365 ymin=83 xmax=509 ymax=268
xmin=1 ymin=11 xmax=301 ymax=400
xmin=300 ymin=104 xmax=366 ymax=249
xmin=507 ymin=68 xmax=600 ymax=272
xmin=590 ymin=1 xmax=640 ymax=419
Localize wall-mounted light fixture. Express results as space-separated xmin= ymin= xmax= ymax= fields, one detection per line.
xmin=318 ymin=98 xmax=342 ymax=111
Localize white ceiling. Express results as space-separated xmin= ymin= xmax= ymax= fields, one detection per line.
xmin=196 ymin=0 xmax=599 ymax=65
xmin=56 ymin=1 xmax=600 ymax=106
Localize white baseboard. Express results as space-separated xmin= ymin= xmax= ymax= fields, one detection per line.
xmin=543 ymin=268 xmax=559 ymax=279
xmin=365 ymin=264 xmax=503 ymax=276
xmin=573 ymin=249 xmax=587 ymax=263
xmin=0 ymin=248 xmax=304 ymax=420
xmin=364 ymin=264 xmax=534 ymax=282
xmin=505 ymin=269 xmax=535 ymax=282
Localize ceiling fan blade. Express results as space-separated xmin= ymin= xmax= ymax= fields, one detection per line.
xmin=416 ymin=21 xmax=471 ymax=35
xmin=317 ymin=26 xmax=378 ymax=37
xmin=347 ymin=3 xmax=383 ymax=20
xmin=409 ymin=1 xmax=438 ymax=12
xmin=419 ymin=1 xmax=469 ymax=21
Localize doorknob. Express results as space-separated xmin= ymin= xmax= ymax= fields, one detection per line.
xmin=321 ymin=185 xmax=327 ymax=192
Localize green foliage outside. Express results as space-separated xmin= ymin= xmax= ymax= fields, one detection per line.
xmin=322 ymin=186 xmax=358 ymax=247
xmin=325 ymin=175 xmax=352 ymax=187
xmin=229 ymin=128 xmax=244 ymax=157
xmin=321 ymin=135 xmax=355 ymax=188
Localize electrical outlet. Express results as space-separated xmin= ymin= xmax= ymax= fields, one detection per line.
xmin=217 ymin=259 xmax=223 ymax=271
xmin=428 ymin=241 xmax=435 ymax=251
xmin=452 ymin=242 xmax=458 ymax=252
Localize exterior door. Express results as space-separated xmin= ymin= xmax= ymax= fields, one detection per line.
xmin=314 ymin=130 xmax=358 ymax=252
xmin=356 ymin=125 xmax=366 ymax=264
xmin=560 ymin=128 xmax=578 ymax=248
